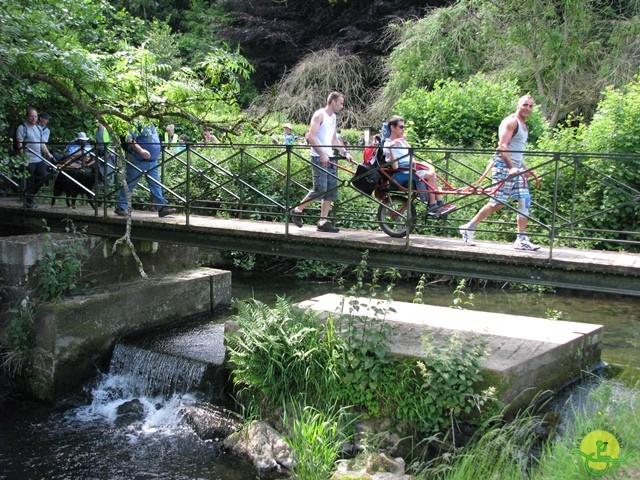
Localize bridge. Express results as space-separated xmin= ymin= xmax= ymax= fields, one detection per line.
xmin=1 ymin=142 xmax=639 ymax=296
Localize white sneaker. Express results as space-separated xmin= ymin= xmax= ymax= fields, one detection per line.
xmin=514 ymin=235 xmax=540 ymax=251
xmin=459 ymin=223 xmax=476 ymax=246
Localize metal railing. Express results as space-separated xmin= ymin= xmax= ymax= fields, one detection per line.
xmin=2 ymin=141 xmax=639 ymax=256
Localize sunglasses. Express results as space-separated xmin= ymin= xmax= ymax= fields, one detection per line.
xmin=396 ymin=125 xmax=405 ymax=129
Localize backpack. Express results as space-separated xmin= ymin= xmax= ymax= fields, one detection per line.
xmin=374 ymin=122 xmax=392 ymax=165
xmin=352 ymin=122 xmax=391 ymax=195
xmin=11 ymin=123 xmax=28 ymax=155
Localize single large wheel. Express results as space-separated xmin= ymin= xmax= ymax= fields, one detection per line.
xmin=377 ymin=194 xmax=417 ymax=238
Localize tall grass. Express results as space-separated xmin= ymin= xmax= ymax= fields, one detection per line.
xmin=410 ymin=378 xmax=640 ymax=480
xmin=282 ymin=402 xmax=356 ymax=480
xmin=532 ymin=379 xmax=639 ymax=479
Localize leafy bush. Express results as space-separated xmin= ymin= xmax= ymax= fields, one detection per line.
xmin=228 ymin=257 xmax=496 ymax=435
xmin=1 ymin=300 xmax=36 ymax=377
xmin=227 ymin=296 xmax=346 ymax=415
xmin=583 ymin=74 xmax=640 ymax=155
xmin=395 ymin=74 xmax=548 ymax=148
xmin=34 ymin=224 xmax=86 ymax=302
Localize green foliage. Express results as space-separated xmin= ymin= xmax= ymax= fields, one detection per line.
xmin=229 ymin=251 xmax=256 ymax=271
xmin=252 ymin=48 xmax=377 ymax=127
xmin=0 ymin=0 xmax=254 ymax=143
xmin=377 ymin=2 xmax=488 ymax=116
xmin=451 ymin=279 xmax=474 ymax=310
xmin=3 ymin=301 xmax=35 ymax=358
xmin=0 ymin=154 xmax=29 ymax=188
xmin=395 ymin=75 xmax=547 ymax=148
xmin=380 ymin=0 xmax=640 ymax=128
xmin=533 ymin=378 xmax=640 ymax=479
xmin=283 ymin=403 xmax=355 ymax=480
xmin=34 ymin=223 xmax=86 ymax=302
xmin=412 ymin=406 xmax=543 ymax=479
xmin=294 ymin=259 xmax=346 ymax=280
xmin=227 ymin=296 xmax=346 ymax=415
xmin=392 ymin=334 xmax=494 ymax=433
xmin=1 ymin=300 xmax=36 ymax=377
xmin=229 ymin=255 xmax=495 ymax=437
xmin=584 ymin=74 xmax=640 ymax=155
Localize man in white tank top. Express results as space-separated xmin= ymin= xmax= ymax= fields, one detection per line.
xmin=290 ymin=91 xmax=353 ymax=233
xmin=459 ymin=95 xmax=541 ymax=251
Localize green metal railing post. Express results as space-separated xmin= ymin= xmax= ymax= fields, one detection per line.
xmin=185 ymin=144 xmax=191 ymax=226
xmin=285 ymin=144 xmax=293 ymax=234
xmin=569 ymin=155 xmax=579 ymax=248
xmin=406 ymin=147 xmax=415 ymax=246
xmin=238 ymin=147 xmax=245 ymax=218
xmin=548 ymin=152 xmax=561 ymax=260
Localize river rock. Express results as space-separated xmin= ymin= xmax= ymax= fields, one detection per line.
xmin=182 ymin=403 xmax=243 ymax=441
xmin=223 ymin=420 xmax=295 ymax=478
xmin=115 ymin=398 xmax=145 ymax=427
xmin=332 ymin=452 xmax=410 ymax=479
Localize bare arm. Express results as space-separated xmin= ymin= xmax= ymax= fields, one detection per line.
xmin=306 ymin=110 xmax=327 ymax=163
xmin=497 ymin=117 xmax=518 ymax=170
xmin=41 ymin=143 xmax=53 ymax=160
xmin=131 ymin=140 xmax=151 ymax=159
xmin=331 ymin=130 xmax=353 ymax=163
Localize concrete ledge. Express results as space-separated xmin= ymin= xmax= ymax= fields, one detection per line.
xmin=298 ymin=294 xmax=603 ymax=409
xmin=31 ymin=268 xmax=232 ymax=401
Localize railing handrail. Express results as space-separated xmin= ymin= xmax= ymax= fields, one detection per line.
xmin=1 ymin=142 xmax=638 ymax=255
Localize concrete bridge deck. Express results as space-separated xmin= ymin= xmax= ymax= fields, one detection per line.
xmin=1 ymin=198 xmax=639 ymax=296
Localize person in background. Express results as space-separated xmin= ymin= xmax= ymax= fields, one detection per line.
xmin=94 ymin=122 xmax=110 ymax=157
xmin=114 ymin=122 xmax=177 ymax=218
xmin=60 ymin=132 xmax=92 ymax=168
xmin=176 ymin=134 xmax=188 ymax=153
xmin=15 ymin=107 xmax=46 ymax=208
xmin=38 ymin=112 xmax=55 ymax=162
xmin=94 ymin=122 xmax=115 ymax=187
xmin=203 ymin=127 xmax=220 ymax=144
xmin=164 ymin=124 xmax=178 ymax=153
xmin=358 ymin=132 xmax=365 ymax=147
xmin=290 ymin=91 xmax=353 ymax=233
xmin=283 ymin=123 xmax=297 ymax=145
xmin=459 ymin=95 xmax=540 ymax=251
xmin=362 ymin=135 xmax=380 ymax=165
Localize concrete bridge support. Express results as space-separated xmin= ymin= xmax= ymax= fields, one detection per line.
xmin=0 ymin=233 xmax=231 ymax=401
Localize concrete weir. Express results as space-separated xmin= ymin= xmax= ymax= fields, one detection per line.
xmin=298 ymin=294 xmax=603 ymax=409
xmin=31 ymin=268 xmax=231 ymax=401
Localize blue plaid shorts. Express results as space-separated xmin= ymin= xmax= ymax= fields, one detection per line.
xmin=490 ymin=158 xmax=529 ymax=206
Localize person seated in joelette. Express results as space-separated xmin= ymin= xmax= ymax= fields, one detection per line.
xmin=383 ymin=115 xmax=453 ymax=217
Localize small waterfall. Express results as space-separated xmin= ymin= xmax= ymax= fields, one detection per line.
xmin=109 ymin=343 xmax=210 ymax=398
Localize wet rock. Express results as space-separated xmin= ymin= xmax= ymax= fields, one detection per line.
xmin=223 ymin=420 xmax=294 ymax=479
xmin=182 ymin=403 xmax=243 ymax=441
xmin=333 ymin=452 xmax=410 ymax=479
xmin=115 ymin=398 xmax=145 ymax=427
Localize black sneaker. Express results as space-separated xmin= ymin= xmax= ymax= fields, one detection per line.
xmin=114 ymin=207 xmax=127 ymax=216
xmin=317 ymin=221 xmax=339 ymax=233
xmin=158 ymin=206 xmax=177 ymax=218
xmin=290 ymin=210 xmax=303 ymax=228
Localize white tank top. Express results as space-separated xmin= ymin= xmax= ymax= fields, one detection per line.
xmin=310 ymin=110 xmax=336 ymax=158
xmin=508 ymin=116 xmax=528 ymax=167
